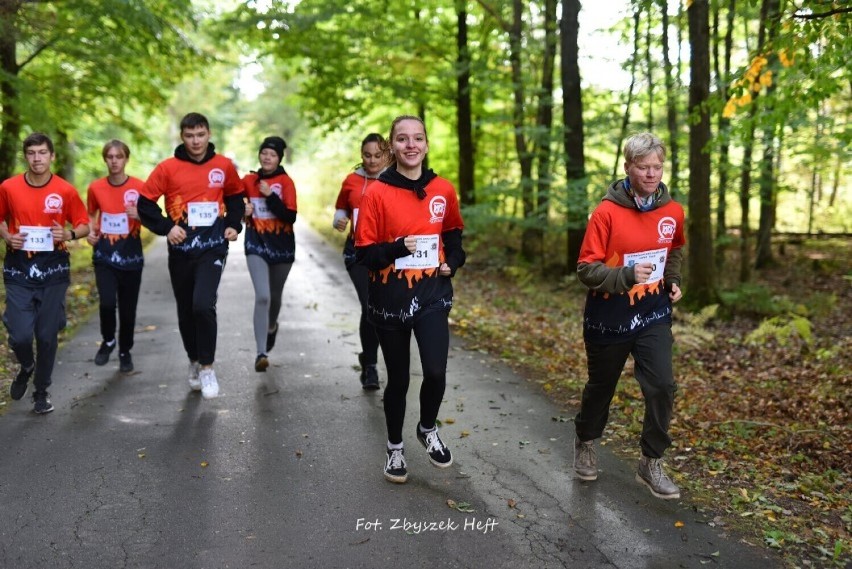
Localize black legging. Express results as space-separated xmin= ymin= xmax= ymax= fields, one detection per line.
xmin=347 ymin=262 xmax=380 ymax=366
xmin=94 ymin=265 xmax=142 ymax=354
xmin=377 ymin=309 xmax=449 ymax=444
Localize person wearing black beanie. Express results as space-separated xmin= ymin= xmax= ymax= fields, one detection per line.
xmin=242 ymin=136 xmax=298 ymax=372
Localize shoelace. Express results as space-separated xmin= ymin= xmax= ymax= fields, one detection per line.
xmin=578 ymin=443 xmax=595 ymax=465
xmin=424 ymin=431 xmax=445 ymax=454
xmin=387 ymin=449 xmax=405 ymax=469
xmin=647 ymin=458 xmax=672 ymax=484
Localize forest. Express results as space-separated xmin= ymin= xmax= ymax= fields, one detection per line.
xmin=0 ymin=0 xmax=849 ymax=567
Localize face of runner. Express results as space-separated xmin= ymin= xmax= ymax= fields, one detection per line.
xmin=258 ymin=148 xmax=280 ymax=174
xmin=625 ymin=151 xmax=664 ymax=198
xmin=25 ymin=143 xmax=53 ymax=177
xmin=181 ymin=125 xmax=211 ymax=162
xmin=361 ymin=141 xmax=385 ymax=177
xmin=104 ymin=147 xmax=128 ymax=177
xmin=391 ymin=119 xmax=428 ymax=177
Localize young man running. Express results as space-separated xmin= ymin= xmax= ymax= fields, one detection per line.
xmin=137 ymin=113 xmax=244 ymax=399
xmin=87 ymin=140 xmax=146 ymax=372
xmin=0 ymin=132 xmax=90 ymax=414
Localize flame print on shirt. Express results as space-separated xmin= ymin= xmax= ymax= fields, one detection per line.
xmin=372 ymin=249 xmax=445 ymax=289
xmin=594 ymin=251 xmax=664 ymax=306
xmin=250 ymin=217 xmax=294 ymax=236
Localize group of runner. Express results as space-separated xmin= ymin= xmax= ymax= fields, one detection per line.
xmin=2 ymin=115 xmax=685 ymax=498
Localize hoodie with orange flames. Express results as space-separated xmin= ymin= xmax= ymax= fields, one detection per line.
xmin=355 ymin=167 xmax=465 ymax=329
xmin=577 ymin=179 xmax=685 ymax=343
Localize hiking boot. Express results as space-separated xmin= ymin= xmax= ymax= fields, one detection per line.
xmin=10 ymin=364 xmax=34 ymax=401
xmin=94 ymin=340 xmax=115 ymax=366
xmin=187 ymin=361 xmax=201 ymax=391
xmin=266 ymin=323 xmax=279 ymax=353
xmin=199 ymin=368 xmax=219 ymax=399
xmin=574 ymin=438 xmax=598 ymax=481
xmin=119 ymin=352 xmax=134 ymax=373
xmin=255 ymin=354 xmax=269 ymax=372
xmin=32 ymin=391 xmax=54 ymax=414
xmin=416 ymin=423 xmax=453 ymax=468
xmin=357 ymin=352 xmax=366 ymax=386
xmin=636 ymin=455 xmax=681 ymax=500
xmin=384 ymin=448 xmax=408 ymax=483
xmin=362 ymin=365 xmax=380 ymax=391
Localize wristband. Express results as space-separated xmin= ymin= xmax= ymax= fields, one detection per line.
xmin=68 ymin=229 xmax=76 ymax=241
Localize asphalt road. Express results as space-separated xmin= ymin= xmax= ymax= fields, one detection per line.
xmin=0 ymin=224 xmax=780 ymax=569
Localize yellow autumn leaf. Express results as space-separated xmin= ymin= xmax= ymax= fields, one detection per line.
xmin=460 ymin=430 xmax=470 ymax=438
xmin=779 ymin=49 xmax=794 ymax=67
xmin=200 ymin=461 xmax=209 ymax=467
xmin=722 ymin=100 xmax=737 ymax=119
xmin=674 ymin=520 xmax=685 ymax=528
xmin=444 ymin=418 xmax=456 ymax=424
xmin=738 ymin=93 xmax=753 ymax=106
xmin=759 ymin=70 xmax=773 ymax=88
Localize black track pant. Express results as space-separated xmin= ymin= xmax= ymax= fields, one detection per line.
xmin=95 ymin=264 xmax=142 ymax=354
xmin=347 ymin=262 xmax=379 ymax=366
xmin=377 ymin=309 xmax=449 ymax=445
xmin=167 ymin=249 xmax=226 ymax=366
xmin=575 ymin=323 xmax=676 ymax=458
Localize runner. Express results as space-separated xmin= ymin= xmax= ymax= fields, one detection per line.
xmin=242 ymin=136 xmax=297 ymax=372
xmin=0 ymin=132 xmax=90 ymax=414
xmin=86 ymin=140 xmax=145 ymax=373
xmin=573 ymin=132 xmax=686 ymax=500
xmin=137 ymin=112 xmax=244 ymax=399
xmin=355 ymin=116 xmax=466 ymax=483
xmin=332 ymin=133 xmax=388 ymax=390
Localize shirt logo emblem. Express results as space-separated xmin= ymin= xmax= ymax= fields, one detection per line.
xmin=44 ymin=193 xmax=63 ymax=214
xmin=658 ymin=217 xmax=676 ymax=243
xmin=270 ymin=183 xmax=283 ymax=197
xmin=429 ymin=196 xmax=446 ymax=224
xmin=124 ymin=189 xmax=140 ymax=206
xmin=208 ymin=168 xmax=225 ymax=188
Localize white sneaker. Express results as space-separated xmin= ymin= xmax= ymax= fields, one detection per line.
xmin=188 ymin=361 xmax=202 ymax=391
xmin=199 ymin=368 xmax=219 ymax=399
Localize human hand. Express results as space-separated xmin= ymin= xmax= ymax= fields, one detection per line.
xmin=125 ymin=204 xmax=139 ymax=220
xmin=259 ymin=181 xmax=272 ymax=197
xmin=668 ymin=282 xmax=683 ymax=303
xmin=438 ymin=262 xmax=452 ymax=277
xmin=334 ymin=217 xmax=349 ymax=232
xmin=167 ymin=225 xmax=186 ymax=245
xmin=244 ymin=202 xmax=254 ymax=217
xmin=224 ymin=227 xmax=238 ymax=241
xmin=403 ymin=236 xmax=417 ymax=254
xmin=51 ymin=221 xmax=66 ymax=243
xmin=86 ymin=229 xmax=99 ymax=245
xmin=633 ymin=262 xmax=653 ymax=284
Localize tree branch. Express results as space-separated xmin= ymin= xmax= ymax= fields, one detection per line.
xmin=18 ymin=36 xmax=60 ymax=70
xmin=792 ymin=6 xmax=852 ymax=19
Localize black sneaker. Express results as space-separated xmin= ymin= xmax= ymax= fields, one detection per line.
xmin=32 ymin=391 xmax=54 ymax=414
xmin=255 ymin=354 xmax=269 ymax=372
xmin=384 ymin=448 xmax=408 ymax=483
xmin=266 ymin=324 xmax=278 ymax=353
xmin=94 ymin=340 xmax=115 ymax=366
xmin=416 ymin=423 xmax=453 ymax=468
xmin=119 ymin=352 xmax=134 ymax=373
xmin=362 ymin=365 xmax=380 ymax=391
xmin=10 ymin=364 xmax=34 ymax=400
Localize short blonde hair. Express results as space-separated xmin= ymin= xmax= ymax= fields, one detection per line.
xmin=623 ymin=132 xmax=665 ymax=164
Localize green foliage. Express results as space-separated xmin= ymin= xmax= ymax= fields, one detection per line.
xmin=719 ymin=283 xmax=795 ymax=318
xmin=745 ymin=313 xmax=813 ymax=347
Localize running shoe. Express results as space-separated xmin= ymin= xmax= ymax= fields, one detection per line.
xmin=32 ymin=390 xmax=54 ymax=414
xmin=199 ymin=368 xmax=219 ymax=399
xmin=416 ymin=424 xmax=453 ymax=468
xmin=94 ymin=340 xmax=115 ymax=366
xmin=255 ymin=354 xmax=269 ymax=372
xmin=384 ymin=448 xmax=408 ymax=483
xmin=188 ymin=361 xmax=202 ymax=391
xmin=119 ymin=352 xmax=134 ymax=373
xmin=10 ymin=364 xmax=34 ymax=400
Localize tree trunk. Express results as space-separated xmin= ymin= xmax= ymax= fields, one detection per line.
xmin=645 ymin=4 xmax=654 ymax=131
xmin=510 ymin=0 xmax=537 ymax=261
xmin=659 ymin=0 xmax=681 ymax=196
xmin=0 ymin=0 xmax=21 ymax=181
xmin=754 ymin=0 xmax=782 ymax=269
xmin=713 ymin=0 xmax=735 ymax=271
xmin=456 ymin=1 xmax=475 ymax=206
xmin=614 ymin=6 xmax=642 ymax=177
xmin=738 ymin=107 xmax=756 ymax=283
xmin=687 ymin=0 xmax=716 ymax=306
xmin=533 ymin=0 xmax=557 ymax=265
xmin=561 ymin=0 xmax=587 ymax=269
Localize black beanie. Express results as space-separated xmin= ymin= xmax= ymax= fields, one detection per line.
xmin=259 ymin=136 xmax=286 ymax=162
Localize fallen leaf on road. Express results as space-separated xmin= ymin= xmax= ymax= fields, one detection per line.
xmin=201 ymin=461 xmax=209 ymax=468
xmin=295 ymin=449 xmax=303 ymax=458
xmin=507 ymin=499 xmax=517 ymax=508
xmin=137 ymin=453 xmax=145 ymax=459
xmin=460 ymin=430 xmax=470 ymax=438
xmin=674 ymin=520 xmax=685 ymax=528
xmin=444 ymin=418 xmax=456 ymax=424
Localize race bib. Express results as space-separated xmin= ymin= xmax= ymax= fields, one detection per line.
xmin=250 ymin=197 xmax=275 ymax=220
xmin=101 ymin=212 xmax=130 ymax=235
xmin=20 ymin=226 xmax=54 ymax=252
xmin=624 ymin=247 xmax=668 ymax=284
xmin=395 ymin=234 xmax=440 ymax=270
xmin=187 ymin=202 xmax=219 ymax=227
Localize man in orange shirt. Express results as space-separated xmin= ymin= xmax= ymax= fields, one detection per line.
xmin=86 ymin=140 xmax=146 ymax=372
xmin=0 ymin=132 xmax=90 ymax=414
xmin=137 ymin=113 xmax=244 ymax=399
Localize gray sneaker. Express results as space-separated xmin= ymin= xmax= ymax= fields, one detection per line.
xmin=636 ymin=455 xmax=681 ymax=499
xmin=573 ymin=438 xmax=598 ymax=480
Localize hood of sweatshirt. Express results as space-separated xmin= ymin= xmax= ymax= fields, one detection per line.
xmin=174 ymin=142 xmax=217 ymax=164
xmin=602 ymin=178 xmax=673 ymax=211
xmin=379 ymin=165 xmax=438 ymax=200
